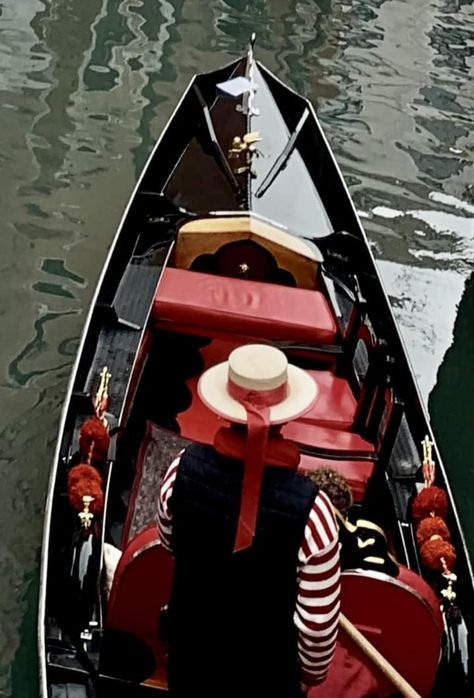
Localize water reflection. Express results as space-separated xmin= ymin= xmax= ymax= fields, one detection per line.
xmin=0 ymin=0 xmax=473 ymax=696
xmin=24 ymin=0 xmax=104 ymax=193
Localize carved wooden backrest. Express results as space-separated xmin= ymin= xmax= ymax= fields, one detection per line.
xmin=174 ymin=216 xmax=322 ymax=289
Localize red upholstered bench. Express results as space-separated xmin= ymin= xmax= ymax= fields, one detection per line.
xmin=312 ymin=569 xmax=443 ymax=698
xmin=152 ymin=267 xmax=338 ymax=344
xmin=106 ymin=525 xmax=174 ymax=684
xmin=282 ymin=420 xmax=376 ymax=459
xmin=300 ymin=369 xmax=357 ymax=430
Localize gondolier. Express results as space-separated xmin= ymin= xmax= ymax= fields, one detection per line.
xmin=157 ymin=344 xmax=340 ymax=697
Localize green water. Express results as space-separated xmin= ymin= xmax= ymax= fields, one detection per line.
xmin=0 ymin=1 xmax=473 ymax=696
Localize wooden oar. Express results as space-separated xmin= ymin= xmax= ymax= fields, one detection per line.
xmin=339 ymin=613 xmax=422 ymax=698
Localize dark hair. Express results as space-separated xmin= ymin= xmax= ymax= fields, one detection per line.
xmin=305 ymin=467 xmax=353 ymax=517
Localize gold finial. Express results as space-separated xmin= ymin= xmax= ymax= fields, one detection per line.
xmin=228 ymin=132 xmax=262 ymax=157
xmin=441 ymin=570 xmax=458 ymax=602
xmin=421 ymin=435 xmax=433 ymax=464
xmin=94 ymin=366 xmax=111 ymax=422
xmin=228 ymin=131 xmax=262 ymax=177
xmin=78 ymin=495 xmax=95 ymax=529
xmin=439 ymin=558 xmax=457 ymax=602
xmin=421 ymin=435 xmax=435 ymax=488
xmin=243 ymin=131 xmax=262 ymax=147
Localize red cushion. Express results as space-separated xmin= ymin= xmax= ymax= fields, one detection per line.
xmin=152 ymin=268 xmax=338 ymax=344
xmin=106 ymin=525 xmax=174 ymax=681
xmin=282 ymin=421 xmax=375 ymax=458
xmin=177 ymin=389 xmax=373 ymax=502
xmin=176 ymin=343 xmax=370 ymax=458
xmin=308 ymin=642 xmax=394 ymax=698
xmin=396 ymin=565 xmax=443 ymax=633
xmin=310 ymin=567 xmax=443 ymax=698
xmin=300 ymin=370 xmax=356 ymax=430
xmin=299 ymin=454 xmax=375 ymax=502
xmin=331 ymin=570 xmax=442 ymax=698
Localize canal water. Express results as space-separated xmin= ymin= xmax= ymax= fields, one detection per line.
xmin=0 ymin=1 xmax=472 ymax=696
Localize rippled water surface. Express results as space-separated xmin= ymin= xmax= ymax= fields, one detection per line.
xmin=0 ymin=1 xmax=473 ymax=695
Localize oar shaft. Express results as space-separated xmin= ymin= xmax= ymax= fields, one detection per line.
xmin=339 ymin=613 xmax=422 ymax=698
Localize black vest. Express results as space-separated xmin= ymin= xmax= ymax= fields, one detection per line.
xmin=167 ymin=443 xmax=317 ymax=698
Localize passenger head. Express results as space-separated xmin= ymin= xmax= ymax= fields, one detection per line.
xmin=305 ymin=467 xmax=353 ymax=517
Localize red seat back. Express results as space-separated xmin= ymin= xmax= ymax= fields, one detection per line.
xmin=106 ymin=525 xmax=174 ymax=679
xmin=152 ymin=267 xmax=338 ymax=344
xmin=331 ymin=568 xmax=442 ymax=697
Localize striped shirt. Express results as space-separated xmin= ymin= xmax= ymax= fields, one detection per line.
xmin=157 ymin=452 xmax=340 ymax=686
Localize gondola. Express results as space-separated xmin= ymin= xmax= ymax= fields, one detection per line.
xmin=38 ymin=39 xmax=473 ymax=697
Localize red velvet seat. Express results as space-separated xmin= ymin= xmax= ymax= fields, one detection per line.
xmin=310 ymin=569 xmax=442 ymax=698
xmin=175 ymin=338 xmax=376 ymax=498
xmin=300 ymin=369 xmax=357 ymax=430
xmin=176 ymin=374 xmax=373 ymax=502
xmin=282 ymin=420 xmax=376 ymax=459
xmin=177 ymin=363 xmax=370 ymax=460
xmin=106 ymin=525 xmax=174 ymax=683
xmin=152 ymin=267 xmax=338 ymax=344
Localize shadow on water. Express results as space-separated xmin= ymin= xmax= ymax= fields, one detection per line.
xmin=10 ymin=572 xmax=39 ymax=698
xmin=429 ymin=272 xmax=474 ymax=562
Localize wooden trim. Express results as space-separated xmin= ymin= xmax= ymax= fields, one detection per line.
xmin=175 ymin=216 xmax=321 ymax=289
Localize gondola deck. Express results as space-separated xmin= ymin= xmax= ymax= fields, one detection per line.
xmin=38 ymin=42 xmax=473 ymax=698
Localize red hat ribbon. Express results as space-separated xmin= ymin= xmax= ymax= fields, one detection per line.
xmin=227 ymin=378 xmax=288 ymax=552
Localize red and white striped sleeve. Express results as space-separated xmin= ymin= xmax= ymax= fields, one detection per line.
xmin=294 ymin=489 xmax=340 ymax=687
xmin=156 ymin=451 xmax=183 ymax=553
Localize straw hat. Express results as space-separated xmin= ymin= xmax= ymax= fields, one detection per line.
xmin=198 ymin=344 xmax=317 ymax=425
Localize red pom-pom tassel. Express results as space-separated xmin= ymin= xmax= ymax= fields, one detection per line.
xmin=412 ymin=486 xmax=448 ymax=523
xmin=416 ymin=516 xmax=451 ymax=548
xmin=420 ymin=538 xmax=456 ymax=572
xmin=68 ymin=477 xmax=104 ymax=515
xmin=68 ymin=464 xmax=102 ymax=487
xmin=79 ymin=416 xmax=110 ymax=462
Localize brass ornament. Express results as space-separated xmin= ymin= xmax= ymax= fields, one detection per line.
xmin=421 ymin=434 xmax=435 ymax=488
xmin=440 ymin=559 xmax=457 ymax=602
xmin=94 ymin=366 xmax=111 ymax=425
xmin=228 ymin=132 xmax=262 ymax=178
xmin=78 ymin=495 xmax=95 ymax=529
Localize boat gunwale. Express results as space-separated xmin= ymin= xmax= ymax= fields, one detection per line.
xmin=37 ymin=69 xmax=200 ymax=698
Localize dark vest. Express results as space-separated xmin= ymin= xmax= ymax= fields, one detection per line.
xmin=167 ymin=443 xmax=318 ymax=698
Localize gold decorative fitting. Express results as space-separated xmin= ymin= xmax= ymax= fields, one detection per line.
xmin=94 ymin=366 xmax=111 ymax=424
xmin=441 ymin=584 xmax=457 ymax=603
xmin=228 ymin=131 xmax=261 ymax=156
xmin=421 ymin=435 xmax=434 ymax=462
xmin=421 ymin=434 xmax=435 ymax=488
xmin=441 ymin=566 xmax=457 ymax=602
xmin=363 ymin=555 xmax=385 ymax=566
xmin=78 ymin=495 xmax=95 ymax=529
xmin=228 ymin=132 xmax=262 ymax=178
xmin=357 ymin=537 xmax=376 ymax=549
